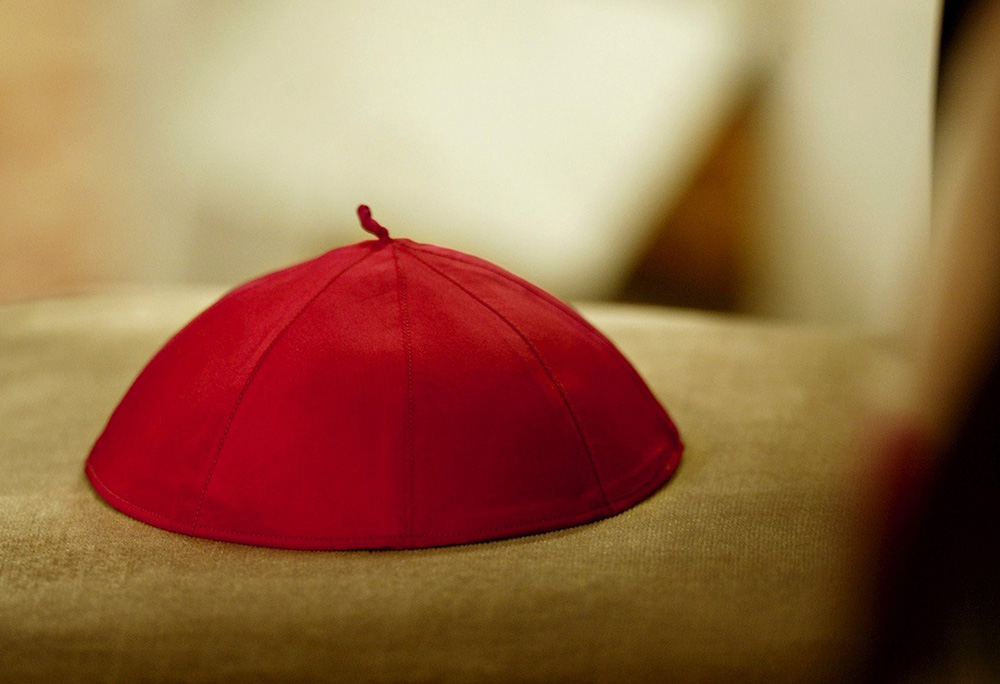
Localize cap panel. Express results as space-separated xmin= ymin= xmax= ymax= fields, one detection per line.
xmin=402 ymin=245 xmax=680 ymax=508
xmin=401 ymin=251 xmax=610 ymax=545
xmin=86 ymin=244 xmax=377 ymax=527
xmin=193 ymin=248 xmax=410 ymax=546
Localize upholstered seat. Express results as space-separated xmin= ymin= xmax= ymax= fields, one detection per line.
xmin=0 ymin=290 xmax=870 ymax=683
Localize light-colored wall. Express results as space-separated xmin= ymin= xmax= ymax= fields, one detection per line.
xmin=0 ymin=2 xmax=123 ymax=302
xmin=745 ymin=0 xmax=940 ymax=330
xmin=113 ymin=0 xmax=756 ymax=299
xmin=111 ymin=0 xmax=941 ymax=329
xmin=3 ymin=0 xmax=941 ymax=331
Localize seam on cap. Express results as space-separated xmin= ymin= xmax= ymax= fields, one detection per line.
xmin=405 ymin=243 xmax=682 ymax=449
xmin=400 ymin=247 xmax=613 ymax=513
xmin=406 ymin=243 xmax=608 ymax=345
xmin=192 ymin=248 xmax=379 ymax=527
xmin=391 ymin=243 xmax=416 ymax=544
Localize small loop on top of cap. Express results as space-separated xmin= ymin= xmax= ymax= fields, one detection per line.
xmin=357 ymin=205 xmax=390 ymax=241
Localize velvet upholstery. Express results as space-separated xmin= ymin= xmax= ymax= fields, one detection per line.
xmin=0 ymin=290 xmax=869 ymax=683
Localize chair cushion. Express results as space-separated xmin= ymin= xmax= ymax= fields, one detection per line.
xmin=0 ymin=290 xmax=869 ymax=683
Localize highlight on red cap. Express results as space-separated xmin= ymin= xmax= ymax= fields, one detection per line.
xmin=357 ymin=204 xmax=390 ymax=241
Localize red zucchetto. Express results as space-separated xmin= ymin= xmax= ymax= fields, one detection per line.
xmin=85 ymin=206 xmax=682 ymax=549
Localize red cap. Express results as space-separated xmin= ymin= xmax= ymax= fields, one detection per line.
xmin=85 ymin=207 xmax=682 ymax=549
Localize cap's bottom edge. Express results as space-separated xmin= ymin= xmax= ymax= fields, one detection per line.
xmin=84 ymin=441 xmax=682 ymax=552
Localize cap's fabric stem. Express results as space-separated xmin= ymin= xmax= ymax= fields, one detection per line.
xmin=357 ymin=205 xmax=390 ymax=241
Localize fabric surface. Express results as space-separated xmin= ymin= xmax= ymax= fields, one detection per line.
xmin=0 ymin=290 xmax=870 ymax=683
xmin=87 ymin=238 xmax=681 ymax=549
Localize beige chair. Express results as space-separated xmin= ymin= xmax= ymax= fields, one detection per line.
xmin=0 ymin=289 xmax=872 ymax=682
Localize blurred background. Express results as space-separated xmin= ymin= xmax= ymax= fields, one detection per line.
xmin=0 ymin=0 xmax=938 ymax=330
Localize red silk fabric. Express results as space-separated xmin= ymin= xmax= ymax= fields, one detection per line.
xmin=86 ymin=235 xmax=682 ymax=549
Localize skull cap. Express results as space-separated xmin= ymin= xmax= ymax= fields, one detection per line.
xmin=85 ymin=207 xmax=682 ymax=549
